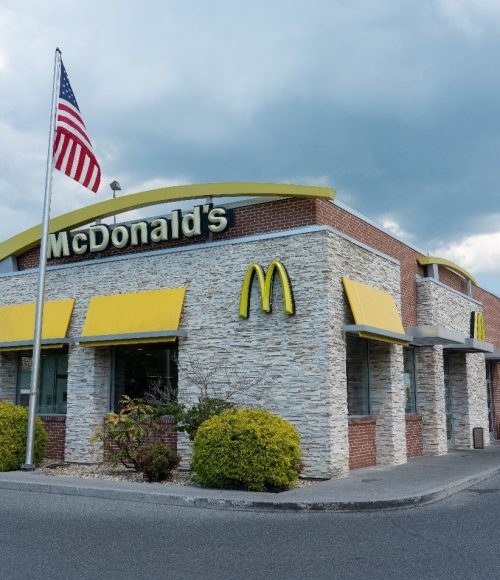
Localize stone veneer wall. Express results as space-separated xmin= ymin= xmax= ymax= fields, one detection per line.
xmin=65 ymin=346 xmax=111 ymax=462
xmin=0 ymin=352 xmax=16 ymax=402
xmin=417 ymin=278 xmax=489 ymax=450
xmin=0 ymin=226 xmax=404 ymax=477
xmin=448 ymin=352 xmax=489 ymax=448
xmin=417 ymin=278 xmax=481 ymax=332
xmin=0 ymin=230 xmax=318 ymax=476
xmin=369 ymin=342 xmax=407 ymax=465
xmin=325 ymin=230 xmax=403 ymax=474
xmin=415 ymin=347 xmax=448 ymax=455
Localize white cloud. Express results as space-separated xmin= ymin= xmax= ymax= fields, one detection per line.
xmin=378 ymin=214 xmax=414 ymax=243
xmin=437 ymin=0 xmax=500 ymax=37
xmin=434 ymin=230 xmax=500 ymax=276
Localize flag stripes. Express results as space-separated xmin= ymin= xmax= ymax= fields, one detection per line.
xmin=53 ymin=61 xmax=101 ymax=193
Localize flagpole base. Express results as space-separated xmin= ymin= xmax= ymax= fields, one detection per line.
xmin=21 ymin=464 xmax=36 ymax=471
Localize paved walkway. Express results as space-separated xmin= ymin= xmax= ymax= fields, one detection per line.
xmin=1 ymin=444 xmax=500 ymax=512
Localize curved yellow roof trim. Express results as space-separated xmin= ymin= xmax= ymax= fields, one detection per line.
xmin=418 ymin=256 xmax=477 ymax=286
xmin=0 ymin=182 xmax=335 ymax=262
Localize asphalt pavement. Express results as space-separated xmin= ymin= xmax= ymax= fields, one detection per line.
xmin=1 ymin=443 xmax=500 ymax=512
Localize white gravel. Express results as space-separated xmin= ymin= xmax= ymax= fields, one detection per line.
xmin=37 ymin=460 xmax=320 ymax=488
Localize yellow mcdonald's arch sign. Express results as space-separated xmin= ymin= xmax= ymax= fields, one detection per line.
xmin=239 ymin=260 xmax=295 ymax=318
xmin=471 ymin=311 xmax=486 ymax=341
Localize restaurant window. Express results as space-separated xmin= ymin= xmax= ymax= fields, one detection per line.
xmin=403 ymin=347 xmax=418 ymax=414
xmin=16 ymin=349 xmax=69 ymax=414
xmin=112 ymin=343 xmax=178 ymax=412
xmin=346 ymin=335 xmax=370 ymax=416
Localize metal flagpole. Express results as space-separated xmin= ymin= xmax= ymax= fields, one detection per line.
xmin=22 ymin=48 xmax=62 ymax=470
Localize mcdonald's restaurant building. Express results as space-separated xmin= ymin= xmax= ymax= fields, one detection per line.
xmin=0 ymin=183 xmax=499 ymax=478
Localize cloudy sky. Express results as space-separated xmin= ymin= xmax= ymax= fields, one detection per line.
xmin=1 ymin=1 xmax=500 ymax=292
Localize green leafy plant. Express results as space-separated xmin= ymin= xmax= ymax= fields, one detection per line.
xmin=181 ymin=397 xmax=235 ymax=441
xmin=136 ymin=443 xmax=181 ymax=483
xmin=191 ymin=409 xmax=302 ymax=492
xmin=91 ymin=396 xmax=181 ymax=482
xmin=0 ymin=402 xmax=48 ymax=471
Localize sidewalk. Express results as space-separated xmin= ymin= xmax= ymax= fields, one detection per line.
xmin=1 ymin=445 xmax=499 ymax=512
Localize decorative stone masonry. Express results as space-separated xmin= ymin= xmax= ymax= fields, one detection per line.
xmin=415 ymin=347 xmax=448 ymax=455
xmin=40 ymin=416 xmax=66 ymax=461
xmin=65 ymin=345 xmax=111 ymax=462
xmin=0 ymin=352 xmax=17 ymax=402
xmin=447 ymin=352 xmax=489 ymax=449
xmin=405 ymin=415 xmax=423 ymax=458
xmin=369 ymin=342 xmax=407 ymax=466
xmin=416 ymin=278 xmax=488 ymax=453
xmin=417 ymin=278 xmax=481 ymax=332
xmin=348 ymin=417 xmax=377 ymax=470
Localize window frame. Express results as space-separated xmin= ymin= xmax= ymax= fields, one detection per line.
xmin=346 ymin=335 xmax=371 ymax=417
xmin=15 ymin=348 xmax=69 ymax=416
xmin=403 ymin=346 xmax=418 ymax=415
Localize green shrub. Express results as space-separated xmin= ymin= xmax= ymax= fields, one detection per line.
xmin=191 ymin=409 xmax=302 ymax=492
xmin=181 ymin=397 xmax=235 ymax=441
xmin=0 ymin=402 xmax=48 ymax=471
xmin=91 ymin=396 xmax=182 ymax=482
xmin=136 ymin=443 xmax=181 ymax=483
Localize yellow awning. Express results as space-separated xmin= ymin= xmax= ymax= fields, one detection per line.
xmin=80 ymin=288 xmax=186 ymax=347
xmin=0 ymin=299 xmax=75 ymax=351
xmin=342 ymin=277 xmax=409 ymax=345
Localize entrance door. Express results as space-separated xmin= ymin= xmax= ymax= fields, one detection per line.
xmin=443 ymin=354 xmax=454 ymax=448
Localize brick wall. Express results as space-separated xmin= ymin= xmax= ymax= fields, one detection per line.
xmin=348 ymin=417 xmax=377 ymax=470
xmin=439 ymin=267 xmax=468 ymax=296
xmin=19 ymin=196 xmax=500 ymax=350
xmin=315 ymin=200 xmax=425 ymax=328
xmin=16 ymin=198 xmax=318 ymax=270
xmin=475 ymin=287 xmax=500 ymax=349
xmin=104 ymin=416 xmax=178 ymax=462
xmin=405 ymin=415 xmax=423 ymax=458
xmin=40 ymin=416 xmax=66 ymax=462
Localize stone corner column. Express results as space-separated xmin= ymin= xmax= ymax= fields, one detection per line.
xmin=467 ymin=352 xmax=490 ymax=448
xmin=65 ymin=345 xmax=111 ymax=463
xmin=369 ymin=341 xmax=407 ymax=466
xmin=416 ymin=346 xmax=447 ymax=455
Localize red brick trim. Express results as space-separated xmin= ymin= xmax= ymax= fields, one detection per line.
xmin=348 ymin=417 xmax=377 ymax=470
xmin=39 ymin=416 xmax=66 ymax=462
xmin=405 ymin=414 xmax=423 ymax=458
xmin=103 ymin=415 xmax=178 ymax=462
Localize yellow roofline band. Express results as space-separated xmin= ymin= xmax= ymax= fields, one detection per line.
xmin=418 ymin=256 xmax=477 ymax=286
xmin=0 ymin=182 xmax=336 ymax=262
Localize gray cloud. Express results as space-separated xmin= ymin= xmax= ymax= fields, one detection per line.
xmin=1 ymin=0 xmax=500 ymax=290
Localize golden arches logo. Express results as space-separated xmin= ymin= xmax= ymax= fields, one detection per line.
xmin=239 ymin=260 xmax=295 ymax=318
xmin=471 ymin=311 xmax=486 ymax=341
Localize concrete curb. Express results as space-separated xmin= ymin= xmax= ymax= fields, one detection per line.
xmin=0 ymin=465 xmax=498 ymax=512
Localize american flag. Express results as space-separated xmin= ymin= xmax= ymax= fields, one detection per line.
xmin=53 ymin=61 xmax=101 ymax=193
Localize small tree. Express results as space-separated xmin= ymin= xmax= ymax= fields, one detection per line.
xmin=144 ymin=353 xmax=263 ymax=440
xmin=91 ymin=396 xmax=181 ymax=481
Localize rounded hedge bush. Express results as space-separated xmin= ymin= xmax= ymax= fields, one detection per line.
xmin=0 ymin=402 xmax=48 ymax=471
xmin=191 ymin=409 xmax=301 ymax=492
